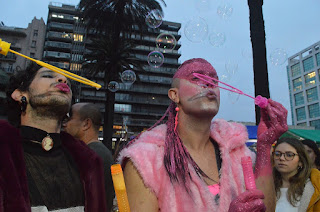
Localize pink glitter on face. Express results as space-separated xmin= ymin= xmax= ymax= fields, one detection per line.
xmin=173 ymin=58 xmax=218 ymax=82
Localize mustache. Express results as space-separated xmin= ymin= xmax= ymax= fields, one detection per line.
xmin=187 ymin=88 xmax=216 ymax=101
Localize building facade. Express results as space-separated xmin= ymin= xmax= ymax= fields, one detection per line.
xmin=43 ymin=3 xmax=182 ymax=144
xmin=287 ymin=41 xmax=320 ymax=129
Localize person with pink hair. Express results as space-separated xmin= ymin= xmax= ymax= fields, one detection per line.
xmin=118 ymin=58 xmax=288 ymax=212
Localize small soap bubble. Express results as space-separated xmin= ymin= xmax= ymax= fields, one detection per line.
xmin=108 ymin=81 xmax=120 ymax=92
xmin=225 ymin=59 xmax=238 ymax=75
xmin=228 ymin=90 xmax=240 ymax=104
xmin=148 ymin=51 xmax=164 ymax=68
xmin=242 ymin=48 xmax=253 ymax=60
xmin=145 ymin=9 xmax=163 ymax=29
xmin=184 ymin=17 xmax=208 ymax=43
xmin=209 ymin=32 xmax=226 ymax=47
xmin=270 ymin=48 xmax=288 ymax=66
xmin=156 ymin=33 xmax=177 ymax=53
xmin=217 ymin=3 xmax=233 ymax=20
xmin=121 ymin=70 xmax=136 ymax=85
xmin=195 ymin=0 xmax=211 ymax=13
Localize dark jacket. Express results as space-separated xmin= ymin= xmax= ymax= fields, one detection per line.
xmin=0 ymin=120 xmax=107 ymax=212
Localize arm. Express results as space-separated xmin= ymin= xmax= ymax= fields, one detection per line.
xmin=123 ymin=160 xmax=159 ymax=212
xmin=255 ymin=99 xmax=288 ymax=212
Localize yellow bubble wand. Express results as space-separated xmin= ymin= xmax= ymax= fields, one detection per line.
xmin=0 ymin=38 xmax=101 ymax=89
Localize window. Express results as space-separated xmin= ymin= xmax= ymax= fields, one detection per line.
xmin=292 ymin=77 xmax=302 ymax=92
xmin=308 ymin=103 xmax=320 ymax=118
xmin=310 ymin=119 xmax=320 ymax=129
xmin=303 ymin=57 xmax=314 ymax=72
xmin=304 ymin=71 xmax=316 ymax=87
xmin=73 ymin=34 xmax=83 ymax=42
xmin=291 ymin=63 xmax=301 ymax=77
xmin=316 ymin=53 xmax=320 ymax=66
xmin=296 ymin=107 xmax=306 ymax=121
xmin=294 ymin=92 xmax=304 ymax=106
xmin=297 ymin=122 xmax=307 ymax=126
xmin=31 ymin=40 xmax=36 ymax=48
xmin=33 ymin=30 xmax=38 ymax=37
xmin=30 ymin=53 xmax=35 ymax=58
xmin=306 ymin=87 xmax=318 ymax=102
xmin=114 ymin=104 xmax=132 ymax=112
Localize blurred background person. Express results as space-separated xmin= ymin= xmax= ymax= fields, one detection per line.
xmin=273 ymin=137 xmax=320 ymax=212
xmin=63 ymin=102 xmax=114 ymax=212
xmin=301 ymin=139 xmax=320 ymax=170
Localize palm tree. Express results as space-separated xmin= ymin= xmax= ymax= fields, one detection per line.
xmin=248 ymin=0 xmax=270 ymax=125
xmin=78 ymin=0 xmax=166 ymax=150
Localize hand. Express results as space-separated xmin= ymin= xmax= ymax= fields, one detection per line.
xmin=228 ymin=189 xmax=266 ymax=212
xmin=257 ymin=99 xmax=288 ymax=146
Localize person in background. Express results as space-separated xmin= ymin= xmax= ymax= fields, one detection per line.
xmin=0 ymin=62 xmax=107 ymax=211
xmin=63 ymin=102 xmax=115 ymax=212
xmin=301 ymin=139 xmax=320 ymax=170
xmin=118 ymin=58 xmax=288 ymax=212
xmin=273 ymin=137 xmax=320 ymax=212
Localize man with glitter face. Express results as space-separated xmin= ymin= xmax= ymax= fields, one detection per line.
xmin=0 ymin=61 xmax=107 ymax=211
xmin=119 ymin=58 xmax=288 ymax=211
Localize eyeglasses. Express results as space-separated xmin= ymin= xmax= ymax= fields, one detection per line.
xmin=273 ymin=151 xmax=298 ymax=161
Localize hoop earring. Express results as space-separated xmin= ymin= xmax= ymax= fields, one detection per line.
xmin=20 ymin=96 xmax=28 ymax=112
xmin=174 ymin=107 xmax=179 ymax=132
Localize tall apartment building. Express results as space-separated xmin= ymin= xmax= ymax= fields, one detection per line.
xmin=287 ymin=41 xmax=320 ymax=129
xmin=43 ymin=3 xmax=182 ymax=141
xmin=0 ymin=17 xmax=46 ymax=118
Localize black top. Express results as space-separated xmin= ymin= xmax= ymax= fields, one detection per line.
xmin=20 ymin=126 xmax=84 ymax=210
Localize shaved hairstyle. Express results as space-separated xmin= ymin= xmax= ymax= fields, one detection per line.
xmin=77 ymin=103 xmax=102 ymax=132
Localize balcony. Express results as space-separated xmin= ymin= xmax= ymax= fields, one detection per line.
xmin=0 ymin=53 xmax=16 ymax=62
xmin=48 ymin=22 xmax=73 ymax=31
xmin=43 ymin=51 xmax=71 ymax=59
xmin=49 ymin=61 xmax=70 ymax=69
xmin=45 ymin=41 xmax=72 ymax=50
xmin=49 ymin=13 xmax=75 ymax=23
xmin=47 ymin=31 xmax=73 ymax=42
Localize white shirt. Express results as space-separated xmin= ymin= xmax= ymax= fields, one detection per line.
xmin=275 ymin=188 xmax=300 ymax=212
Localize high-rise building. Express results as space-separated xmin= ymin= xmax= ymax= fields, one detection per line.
xmin=287 ymin=41 xmax=320 ymax=129
xmin=43 ymin=3 xmax=182 ymax=143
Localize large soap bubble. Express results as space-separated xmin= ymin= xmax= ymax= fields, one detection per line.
xmin=108 ymin=81 xmax=120 ymax=92
xmin=184 ymin=17 xmax=208 ymax=43
xmin=225 ymin=59 xmax=238 ymax=75
xmin=156 ymin=33 xmax=177 ymax=53
xmin=121 ymin=70 xmax=136 ymax=85
xmin=209 ymin=32 xmax=226 ymax=47
xmin=217 ymin=3 xmax=233 ymax=20
xmin=270 ymin=48 xmax=288 ymax=66
xmin=145 ymin=9 xmax=163 ymax=28
xmin=148 ymin=51 xmax=164 ymax=68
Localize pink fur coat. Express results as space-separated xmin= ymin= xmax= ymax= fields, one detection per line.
xmin=118 ymin=119 xmax=255 ymax=212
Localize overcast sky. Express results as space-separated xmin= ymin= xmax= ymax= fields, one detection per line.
xmin=1 ymin=0 xmax=320 ymax=125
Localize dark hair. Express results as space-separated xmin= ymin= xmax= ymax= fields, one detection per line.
xmin=78 ymin=103 xmax=102 ymax=132
xmin=273 ymin=137 xmax=311 ymax=206
xmin=301 ymin=139 xmax=320 ymax=168
xmin=6 ymin=62 xmax=42 ymax=127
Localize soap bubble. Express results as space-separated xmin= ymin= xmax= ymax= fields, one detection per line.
xmin=209 ymin=32 xmax=226 ymax=47
xmin=242 ymin=48 xmax=253 ymax=60
xmin=195 ymin=0 xmax=211 ymax=13
xmin=121 ymin=70 xmax=136 ymax=85
xmin=145 ymin=9 xmax=163 ymax=28
xmin=270 ymin=48 xmax=288 ymax=66
xmin=108 ymin=81 xmax=120 ymax=92
xmin=148 ymin=51 xmax=164 ymax=68
xmin=225 ymin=59 xmax=238 ymax=75
xmin=228 ymin=90 xmax=240 ymax=104
xmin=217 ymin=3 xmax=233 ymax=20
xmin=184 ymin=17 xmax=208 ymax=43
xmin=156 ymin=33 xmax=177 ymax=53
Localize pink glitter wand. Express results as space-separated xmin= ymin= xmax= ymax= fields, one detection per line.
xmin=192 ymin=73 xmax=268 ymax=108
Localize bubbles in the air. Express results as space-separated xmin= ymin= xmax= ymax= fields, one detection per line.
xmin=121 ymin=70 xmax=136 ymax=85
xmin=184 ymin=17 xmax=208 ymax=43
xmin=217 ymin=3 xmax=233 ymax=20
xmin=228 ymin=90 xmax=240 ymax=104
xmin=108 ymin=81 xmax=120 ymax=92
xmin=242 ymin=48 xmax=253 ymax=60
xmin=225 ymin=59 xmax=238 ymax=75
xmin=148 ymin=51 xmax=164 ymax=68
xmin=270 ymin=48 xmax=288 ymax=66
xmin=156 ymin=33 xmax=177 ymax=53
xmin=145 ymin=9 xmax=163 ymax=28
xmin=195 ymin=0 xmax=211 ymax=13
xmin=209 ymin=32 xmax=226 ymax=47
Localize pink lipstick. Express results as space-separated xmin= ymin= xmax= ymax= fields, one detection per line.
xmin=55 ymin=83 xmax=70 ymax=93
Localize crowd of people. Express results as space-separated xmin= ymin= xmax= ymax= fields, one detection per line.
xmin=0 ymin=46 xmax=319 ymax=212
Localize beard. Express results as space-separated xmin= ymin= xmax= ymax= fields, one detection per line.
xmin=28 ymin=91 xmax=71 ymax=120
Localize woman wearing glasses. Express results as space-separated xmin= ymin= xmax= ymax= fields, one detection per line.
xmin=273 ymin=138 xmax=320 ymax=212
